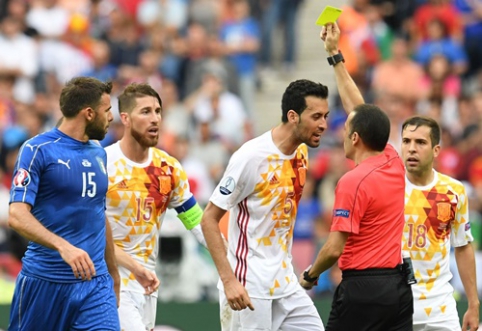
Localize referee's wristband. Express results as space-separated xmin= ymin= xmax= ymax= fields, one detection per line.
xmin=327 ymin=51 xmax=345 ymax=66
xmin=303 ymin=269 xmax=319 ymax=284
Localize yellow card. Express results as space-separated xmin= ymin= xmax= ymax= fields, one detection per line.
xmin=315 ymin=5 xmax=342 ymax=26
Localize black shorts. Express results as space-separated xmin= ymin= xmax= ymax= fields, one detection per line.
xmin=326 ymin=267 xmax=413 ymax=331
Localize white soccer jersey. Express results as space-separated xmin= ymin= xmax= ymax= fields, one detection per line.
xmin=105 ymin=142 xmax=192 ymax=296
xmin=211 ymin=131 xmax=308 ymax=299
xmin=403 ymin=170 xmax=473 ymax=324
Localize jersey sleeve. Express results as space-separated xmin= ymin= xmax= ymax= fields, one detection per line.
xmin=209 ymin=148 xmax=258 ymax=210
xmin=9 ymin=141 xmax=45 ymax=206
xmin=450 ymin=183 xmax=473 ymax=247
xmin=330 ymin=174 xmax=368 ymax=234
xmin=167 ymin=156 xmax=194 ymax=209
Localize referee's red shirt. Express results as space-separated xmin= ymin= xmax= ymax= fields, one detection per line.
xmin=331 ymin=144 xmax=405 ymax=270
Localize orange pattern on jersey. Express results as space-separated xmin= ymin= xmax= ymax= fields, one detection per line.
xmin=252 ymin=145 xmax=308 ymax=296
xmin=106 ymin=149 xmax=190 ymax=290
xmin=403 ymin=172 xmax=470 ymax=322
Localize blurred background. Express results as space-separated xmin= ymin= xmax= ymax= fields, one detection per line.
xmin=0 ymin=0 xmax=481 ymax=329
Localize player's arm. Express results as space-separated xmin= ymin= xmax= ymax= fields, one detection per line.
xmin=321 ymin=22 xmax=364 ymax=114
xmin=299 ymin=231 xmax=348 ymax=290
xmin=455 ymin=243 xmax=480 ymax=331
xmin=175 ymin=196 xmax=208 ymax=247
xmin=452 ymin=184 xmax=480 ymax=331
xmin=104 ymin=218 xmax=120 ymax=306
xmin=8 ymin=202 xmax=95 ymax=280
xmin=112 ymin=243 xmax=159 ymax=295
xmin=201 ymin=202 xmax=254 ymax=311
xmin=169 ymin=157 xmax=217 ymax=248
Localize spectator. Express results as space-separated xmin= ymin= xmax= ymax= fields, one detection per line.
xmin=414 ymin=18 xmax=468 ymax=75
xmin=371 ymin=35 xmax=424 ymax=104
xmin=219 ymin=0 xmax=260 ymax=117
xmin=0 ymin=16 xmax=39 ymax=104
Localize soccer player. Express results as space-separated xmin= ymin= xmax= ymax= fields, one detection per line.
xmin=299 ymin=23 xmax=413 ymax=331
xmin=401 ymin=116 xmax=479 ymax=331
xmin=105 ymin=83 xmax=207 ymax=331
xmin=8 ymin=77 xmax=120 ymax=330
xmin=200 ymin=77 xmax=328 ymax=330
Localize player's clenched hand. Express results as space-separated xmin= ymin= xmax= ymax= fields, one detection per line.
xmin=299 ymin=273 xmax=315 ymax=290
xmin=320 ymin=22 xmax=340 ymax=54
xmin=462 ymin=306 xmax=479 ymax=331
xmin=224 ymin=278 xmax=254 ymax=311
xmin=133 ymin=267 xmax=160 ymax=295
xmin=58 ymin=244 xmax=96 ymax=280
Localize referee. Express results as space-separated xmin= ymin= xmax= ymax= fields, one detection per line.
xmin=299 ymin=23 xmax=413 ymax=331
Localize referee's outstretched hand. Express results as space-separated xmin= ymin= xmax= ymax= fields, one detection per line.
xmin=320 ymin=22 xmax=340 ymax=55
xmin=58 ymin=243 xmax=96 ymax=280
xmin=224 ymin=277 xmax=254 ymax=311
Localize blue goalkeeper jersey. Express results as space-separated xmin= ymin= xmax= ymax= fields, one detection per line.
xmin=9 ymin=128 xmax=108 ymax=282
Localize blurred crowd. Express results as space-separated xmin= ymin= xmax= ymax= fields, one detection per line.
xmin=0 ymin=0 xmax=481 ymax=304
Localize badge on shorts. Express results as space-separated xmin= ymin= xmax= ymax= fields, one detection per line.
xmin=219 ymin=176 xmax=235 ymax=195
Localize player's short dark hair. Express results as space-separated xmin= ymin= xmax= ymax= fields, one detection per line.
xmin=401 ymin=116 xmax=441 ymax=147
xmin=281 ymin=79 xmax=329 ymax=123
xmin=118 ymin=83 xmax=162 ymax=114
xmin=59 ymin=77 xmax=112 ymax=118
xmin=349 ymin=104 xmax=390 ymax=152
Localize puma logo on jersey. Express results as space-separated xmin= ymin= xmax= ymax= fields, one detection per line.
xmin=25 ymin=143 xmax=37 ymax=151
xmin=58 ymin=159 xmax=71 ymax=169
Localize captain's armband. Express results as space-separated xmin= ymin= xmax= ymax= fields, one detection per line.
xmin=176 ymin=201 xmax=203 ymax=230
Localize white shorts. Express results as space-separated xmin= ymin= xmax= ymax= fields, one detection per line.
xmin=118 ymin=290 xmax=158 ymax=331
xmin=219 ymin=287 xmax=324 ymax=331
xmin=413 ymin=296 xmax=460 ymax=331
xmin=413 ymin=318 xmax=461 ymax=331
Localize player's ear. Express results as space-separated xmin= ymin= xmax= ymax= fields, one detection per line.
xmin=433 ymin=144 xmax=441 ymax=158
xmin=287 ymin=110 xmax=299 ymax=124
xmin=119 ymin=112 xmax=129 ymax=126
xmin=84 ymin=107 xmax=95 ymax=121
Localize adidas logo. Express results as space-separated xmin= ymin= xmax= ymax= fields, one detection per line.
xmin=269 ymin=174 xmax=279 ymax=185
xmin=118 ymin=180 xmax=128 ymax=189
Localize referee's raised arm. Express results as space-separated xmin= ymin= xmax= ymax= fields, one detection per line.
xmin=321 ymin=22 xmax=364 ymax=115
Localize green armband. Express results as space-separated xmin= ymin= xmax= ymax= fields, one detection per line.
xmin=177 ymin=203 xmax=203 ymax=230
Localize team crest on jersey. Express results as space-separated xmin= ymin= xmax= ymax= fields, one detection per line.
xmin=13 ymin=168 xmax=31 ymax=187
xmin=219 ymin=176 xmax=235 ymax=195
xmin=159 ymin=175 xmax=171 ymax=194
xmin=96 ymin=156 xmax=106 ymax=174
xmin=436 ymin=202 xmax=452 ymax=222
xmin=298 ymin=167 xmax=306 ymax=187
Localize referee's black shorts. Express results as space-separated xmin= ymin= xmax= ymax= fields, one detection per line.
xmin=326 ymin=266 xmax=413 ymax=331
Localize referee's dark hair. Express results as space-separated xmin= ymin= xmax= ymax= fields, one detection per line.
xmin=349 ymin=104 xmax=390 ymax=151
